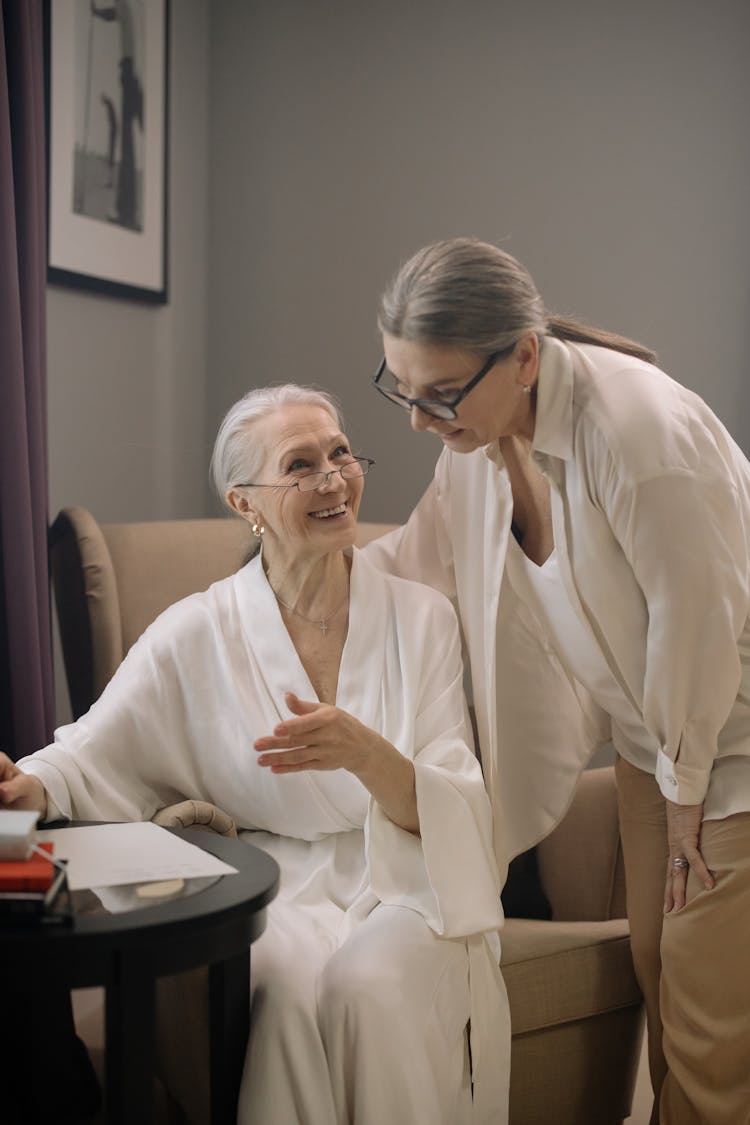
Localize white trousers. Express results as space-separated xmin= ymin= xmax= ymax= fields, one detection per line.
xmin=238 ymin=900 xmax=473 ymax=1125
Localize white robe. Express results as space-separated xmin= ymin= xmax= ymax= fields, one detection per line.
xmin=20 ymin=549 xmax=509 ymax=1124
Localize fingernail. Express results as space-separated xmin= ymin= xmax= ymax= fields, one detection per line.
xmin=275 ymin=726 xmax=287 ymax=736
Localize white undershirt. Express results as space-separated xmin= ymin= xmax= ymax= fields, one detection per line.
xmin=505 ymin=536 xmax=657 ymax=775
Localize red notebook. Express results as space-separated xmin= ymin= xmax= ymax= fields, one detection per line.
xmin=0 ymin=841 xmax=54 ymax=892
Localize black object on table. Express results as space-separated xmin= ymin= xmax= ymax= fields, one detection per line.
xmin=1 ymin=827 xmax=279 ymax=1125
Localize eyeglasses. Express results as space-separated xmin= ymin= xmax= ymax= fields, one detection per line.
xmin=372 ymin=345 xmax=514 ymax=421
xmin=236 ymin=456 xmax=375 ymax=493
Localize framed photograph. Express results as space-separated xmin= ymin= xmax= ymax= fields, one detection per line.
xmin=45 ymin=0 xmax=169 ymax=303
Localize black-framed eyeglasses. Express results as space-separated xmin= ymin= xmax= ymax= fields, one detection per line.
xmin=372 ymin=345 xmax=514 ymax=421
xmin=235 ymin=456 xmax=375 ymax=493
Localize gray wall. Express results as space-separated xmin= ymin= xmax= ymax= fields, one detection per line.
xmin=47 ymin=0 xmax=212 ymax=722
xmin=206 ymin=0 xmax=750 ymax=523
xmin=47 ymin=0 xmax=750 ymax=712
xmin=48 ymin=0 xmax=212 ymax=526
xmin=49 ymin=0 xmax=750 ymax=525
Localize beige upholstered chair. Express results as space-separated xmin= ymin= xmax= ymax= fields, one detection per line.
xmin=50 ymin=506 xmax=644 ymax=1125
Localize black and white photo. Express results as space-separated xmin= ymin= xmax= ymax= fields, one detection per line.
xmin=46 ymin=0 xmax=168 ymax=302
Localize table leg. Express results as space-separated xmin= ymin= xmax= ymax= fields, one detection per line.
xmin=209 ymin=950 xmax=251 ymax=1125
xmin=105 ymin=961 xmax=154 ymax=1124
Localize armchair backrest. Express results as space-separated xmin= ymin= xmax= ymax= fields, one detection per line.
xmin=49 ymin=506 xmax=396 ymax=719
xmin=536 ymin=765 xmax=627 ymax=920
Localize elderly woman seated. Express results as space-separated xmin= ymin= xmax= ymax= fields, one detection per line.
xmin=0 ymin=385 xmax=508 ymax=1125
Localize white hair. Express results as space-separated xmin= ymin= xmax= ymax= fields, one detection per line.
xmin=211 ymin=384 xmax=344 ymax=512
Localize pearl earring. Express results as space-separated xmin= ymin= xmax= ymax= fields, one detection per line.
xmin=521 ymin=385 xmax=532 ymax=395
xmin=251 ymin=522 xmax=265 ymax=538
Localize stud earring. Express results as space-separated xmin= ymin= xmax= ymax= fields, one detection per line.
xmin=521 ymin=384 xmax=532 ymax=395
xmin=251 ymin=522 xmax=265 ymax=538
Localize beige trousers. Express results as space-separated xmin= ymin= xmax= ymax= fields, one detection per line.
xmin=615 ymin=755 xmax=750 ymax=1125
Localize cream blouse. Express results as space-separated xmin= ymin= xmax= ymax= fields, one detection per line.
xmin=365 ymin=338 xmax=750 ymax=843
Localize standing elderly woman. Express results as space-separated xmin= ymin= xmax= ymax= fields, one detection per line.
xmin=365 ymin=238 xmax=750 ymax=1125
xmin=0 ymin=384 xmax=509 ymax=1125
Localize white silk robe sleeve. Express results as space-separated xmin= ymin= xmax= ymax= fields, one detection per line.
xmin=351 ymin=557 xmax=508 ymax=1125
xmin=18 ymin=613 xmax=208 ymax=823
xmin=364 ymin=584 xmax=502 ymax=939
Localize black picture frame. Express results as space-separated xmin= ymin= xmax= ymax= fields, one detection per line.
xmin=45 ymin=0 xmax=169 ymax=304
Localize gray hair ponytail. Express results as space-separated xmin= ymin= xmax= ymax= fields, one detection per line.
xmin=379 ymin=238 xmax=656 ymax=364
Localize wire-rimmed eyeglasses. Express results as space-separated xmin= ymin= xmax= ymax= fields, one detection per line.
xmin=372 ymin=345 xmax=514 ymax=421
xmin=235 ymin=456 xmax=375 ymax=493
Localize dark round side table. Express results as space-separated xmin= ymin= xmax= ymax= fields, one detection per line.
xmin=1 ymin=828 xmax=279 ymax=1125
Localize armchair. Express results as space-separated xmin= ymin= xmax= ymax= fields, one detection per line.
xmin=50 ymin=506 xmax=643 ymax=1125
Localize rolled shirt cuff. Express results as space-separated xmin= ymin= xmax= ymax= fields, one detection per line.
xmin=655 ymin=748 xmax=711 ymax=805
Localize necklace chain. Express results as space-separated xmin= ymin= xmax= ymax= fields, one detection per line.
xmin=275 ymin=592 xmax=348 ymax=637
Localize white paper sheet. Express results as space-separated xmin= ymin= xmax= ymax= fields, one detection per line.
xmin=38 ymin=822 xmax=238 ymax=891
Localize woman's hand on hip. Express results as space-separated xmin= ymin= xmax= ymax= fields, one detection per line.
xmin=254 ymin=692 xmax=419 ymax=833
xmin=0 ymin=753 xmax=48 ymax=817
xmin=664 ymin=798 xmax=715 ymax=913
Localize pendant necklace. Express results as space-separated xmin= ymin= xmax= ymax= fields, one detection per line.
xmin=275 ymin=591 xmax=348 ymax=637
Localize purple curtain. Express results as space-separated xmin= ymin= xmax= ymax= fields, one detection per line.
xmin=0 ymin=0 xmax=53 ymax=760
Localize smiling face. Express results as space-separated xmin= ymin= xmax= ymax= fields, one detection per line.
xmin=226 ymin=404 xmax=364 ymax=565
xmin=382 ymin=332 xmax=539 ymax=450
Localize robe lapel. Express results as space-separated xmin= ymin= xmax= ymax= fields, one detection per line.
xmin=234 ymin=553 xmax=370 ymax=828
xmin=235 ymin=554 xmax=319 ymax=715
xmin=236 ymin=551 xmax=389 ymax=723
xmin=335 ymin=550 xmax=388 ymax=731
xmin=479 ymin=453 xmax=514 ymax=798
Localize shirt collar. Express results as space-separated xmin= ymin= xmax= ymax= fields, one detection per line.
xmin=483 ymin=336 xmax=575 ymax=468
xmin=530 ymin=336 xmax=575 ymax=462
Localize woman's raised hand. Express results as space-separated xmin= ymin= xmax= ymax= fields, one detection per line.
xmin=0 ymin=753 xmax=48 ymax=817
xmin=254 ymin=693 xmax=385 ymax=775
xmin=254 ymin=693 xmax=419 ymax=833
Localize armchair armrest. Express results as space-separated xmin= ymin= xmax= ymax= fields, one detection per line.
xmin=152 ymin=800 xmax=238 ymax=838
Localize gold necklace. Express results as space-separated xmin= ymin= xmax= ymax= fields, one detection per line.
xmin=275 ymin=592 xmax=348 ymax=637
